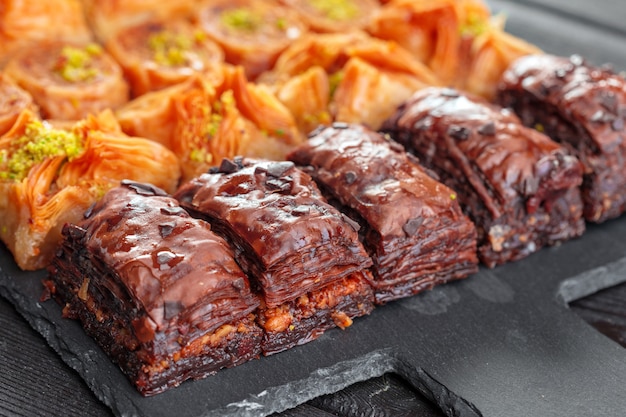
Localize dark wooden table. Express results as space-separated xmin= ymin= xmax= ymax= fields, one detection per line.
xmin=2 ymin=1 xmax=626 ymax=416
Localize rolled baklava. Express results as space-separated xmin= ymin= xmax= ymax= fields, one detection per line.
xmin=382 ymin=87 xmax=585 ymax=267
xmin=0 ymin=74 xmax=37 ymax=136
xmin=288 ymin=123 xmax=479 ymax=303
xmin=3 ymin=42 xmax=129 ymax=120
xmin=0 ymin=0 xmax=92 ymax=67
xmin=497 ymin=54 xmax=626 ymax=222
xmin=195 ymin=0 xmax=308 ymax=80
xmin=81 ymin=0 xmax=198 ymax=42
xmin=175 ymin=158 xmax=375 ymax=354
xmin=46 ymin=181 xmax=263 ymax=396
xmin=279 ymin=0 xmax=379 ymax=34
xmin=105 ymin=19 xmax=225 ymax=97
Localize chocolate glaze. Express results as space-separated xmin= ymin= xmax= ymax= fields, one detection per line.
xmin=288 ymin=123 xmax=479 ymax=303
xmin=497 ymin=54 xmax=626 ymax=222
xmin=80 ymin=181 xmax=259 ymax=336
xmin=174 ymin=159 xmax=373 ymax=308
xmin=382 ymin=87 xmax=585 ymax=267
xmin=47 ymin=181 xmax=262 ymax=395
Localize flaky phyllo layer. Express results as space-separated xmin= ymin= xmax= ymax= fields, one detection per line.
xmin=0 ymin=110 xmax=180 ymax=269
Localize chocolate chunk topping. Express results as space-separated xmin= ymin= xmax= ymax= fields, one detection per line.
xmin=307 ymin=125 xmax=325 ymax=138
xmin=265 ymin=177 xmax=293 ymax=193
xmin=413 ymin=117 xmax=432 ymax=131
xmin=522 ymin=177 xmax=539 ymax=196
xmin=388 ymin=140 xmax=405 ymax=153
xmin=211 ymin=157 xmax=245 ymax=174
xmin=218 ymin=158 xmax=240 ymax=174
xmin=291 ymin=205 xmax=310 ymax=216
xmin=123 ymin=180 xmax=167 ymax=197
xmin=478 ymin=122 xmax=496 ymax=136
xmin=332 ymin=122 xmax=349 ymax=129
xmin=569 ymin=54 xmax=584 ymax=67
xmin=402 ymin=217 xmax=424 ymax=237
xmin=66 ymin=225 xmax=87 ymax=240
xmin=406 ymin=152 xmax=422 ymax=166
xmin=341 ymin=213 xmax=361 ymax=233
xmin=537 ymin=83 xmax=550 ymax=98
xmin=600 ymin=93 xmax=619 ymax=115
xmin=591 ymin=110 xmax=613 ymax=123
xmin=156 ymin=250 xmax=177 ymax=265
xmin=84 ymin=202 xmax=97 ymax=219
xmin=448 ymin=125 xmax=471 ymax=141
xmin=440 ymin=88 xmax=460 ymax=98
xmin=163 ymin=301 xmax=184 ymax=320
xmin=231 ymin=277 xmax=246 ymax=290
xmin=160 ymin=206 xmax=186 ymax=216
xmin=158 ymin=221 xmax=177 ymax=238
xmin=265 ymin=161 xmax=295 ymax=178
xmin=344 ymin=171 xmax=357 ymax=184
xmin=555 ymin=68 xmax=568 ymax=79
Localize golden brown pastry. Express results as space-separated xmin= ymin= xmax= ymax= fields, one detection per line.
xmin=81 ymin=0 xmax=198 ymax=42
xmin=460 ymin=22 xmax=542 ymax=100
xmin=0 ymin=74 xmax=38 ymax=136
xmin=271 ymin=66 xmax=332 ymax=135
xmin=279 ymin=0 xmax=379 ymax=33
xmin=0 ymin=109 xmax=181 ymax=270
xmin=367 ymin=0 xmax=488 ymax=85
xmin=195 ymin=0 xmax=308 ymax=80
xmin=0 ymin=0 xmax=92 ymax=67
xmin=105 ymin=19 xmax=225 ymax=97
xmin=261 ymin=31 xmax=440 ymax=130
xmin=4 ymin=42 xmax=129 ymax=120
xmin=116 ymin=67 xmax=304 ymax=181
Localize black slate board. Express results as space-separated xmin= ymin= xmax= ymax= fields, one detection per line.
xmin=3 ymin=217 xmax=626 ymax=417
xmin=3 ymin=2 xmax=626 ymax=416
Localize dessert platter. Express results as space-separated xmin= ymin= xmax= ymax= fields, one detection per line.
xmin=1 ymin=0 xmax=626 ymax=416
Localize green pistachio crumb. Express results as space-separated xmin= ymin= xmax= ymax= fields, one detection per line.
xmin=328 ymin=70 xmax=344 ymax=97
xmin=460 ymin=12 xmax=491 ymax=37
xmin=0 ymin=121 xmax=83 ymax=181
xmin=149 ymin=30 xmax=194 ymax=67
xmin=276 ymin=17 xmax=287 ymax=31
xmin=309 ymin=0 xmax=358 ymax=21
xmin=189 ymin=148 xmax=213 ymax=163
xmin=220 ymin=8 xmax=262 ymax=32
xmin=54 ymin=43 xmax=102 ymax=82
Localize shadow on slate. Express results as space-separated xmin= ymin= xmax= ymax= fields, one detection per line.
xmin=570 ymin=282 xmax=626 ymax=349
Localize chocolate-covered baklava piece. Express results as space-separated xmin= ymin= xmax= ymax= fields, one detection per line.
xmin=175 ymin=158 xmax=375 ymax=355
xmin=288 ymin=123 xmax=478 ymax=303
xmin=497 ymin=54 xmax=626 ymax=223
xmin=46 ymin=181 xmax=262 ymax=396
xmin=382 ymin=87 xmax=585 ymax=267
